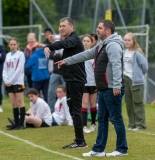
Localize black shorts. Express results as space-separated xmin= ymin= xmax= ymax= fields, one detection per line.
xmin=6 ymin=85 xmax=25 ymax=93
xmin=40 ymin=120 xmax=50 ymax=127
xmin=83 ymin=86 xmax=98 ymax=94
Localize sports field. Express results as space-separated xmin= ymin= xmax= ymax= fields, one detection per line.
xmin=0 ymin=96 xmax=155 ymax=160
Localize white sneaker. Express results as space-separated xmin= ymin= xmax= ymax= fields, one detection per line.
xmin=106 ymin=151 xmax=128 ymax=157
xmin=83 ymin=126 xmax=91 ymax=133
xmin=89 ymin=124 xmax=96 ymax=132
xmin=0 ymin=106 xmax=3 ymax=112
xmin=132 ymin=127 xmax=141 ymax=131
xmin=127 ymin=127 xmax=133 ymax=130
xmin=82 ymin=150 xmax=106 ymax=157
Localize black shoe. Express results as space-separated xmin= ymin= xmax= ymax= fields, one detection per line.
xmin=62 ymin=141 xmax=87 ymax=149
xmin=14 ymin=125 xmax=25 ymax=130
xmin=7 ymin=117 xmax=15 ymax=126
xmin=7 ymin=125 xmax=17 ymax=130
xmin=6 ymin=124 xmax=13 ymax=128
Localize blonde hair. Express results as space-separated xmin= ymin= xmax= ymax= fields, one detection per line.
xmin=8 ymin=37 xmax=20 ymax=50
xmin=124 ymin=32 xmax=144 ymax=55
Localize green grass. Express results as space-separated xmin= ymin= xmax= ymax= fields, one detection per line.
xmin=0 ymin=96 xmax=155 ymax=160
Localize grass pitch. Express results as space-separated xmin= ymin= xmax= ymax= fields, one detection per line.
xmin=0 ymin=96 xmax=155 ymax=160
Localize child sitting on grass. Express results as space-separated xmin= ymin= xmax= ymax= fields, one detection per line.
xmin=7 ymin=86 xmax=73 ymax=128
xmin=25 ymin=88 xmax=52 ymax=128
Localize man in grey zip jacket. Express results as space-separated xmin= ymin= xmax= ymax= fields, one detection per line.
xmin=56 ymin=20 xmax=128 ymax=157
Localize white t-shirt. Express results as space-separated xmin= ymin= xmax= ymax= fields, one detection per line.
xmin=123 ymin=49 xmax=134 ymax=79
xmin=52 ymin=96 xmax=73 ymax=126
xmin=30 ymin=97 xmax=52 ymax=126
xmin=85 ymin=59 xmax=96 ymax=86
xmin=3 ymin=50 xmax=25 ymax=85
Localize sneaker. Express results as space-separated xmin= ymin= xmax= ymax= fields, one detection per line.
xmin=83 ymin=126 xmax=91 ymax=133
xmin=132 ymin=127 xmax=142 ymax=131
xmin=0 ymin=106 xmax=3 ymax=112
xmin=82 ymin=150 xmax=106 ymax=157
xmin=127 ymin=127 xmax=133 ymax=130
xmin=106 ymin=151 xmax=128 ymax=157
xmin=89 ymin=124 xmax=96 ymax=132
xmin=62 ymin=141 xmax=87 ymax=149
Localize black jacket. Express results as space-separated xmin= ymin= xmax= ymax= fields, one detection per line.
xmin=0 ymin=45 xmax=6 ymax=76
xmin=49 ymin=51 xmax=63 ymax=75
xmin=47 ymin=31 xmax=86 ymax=83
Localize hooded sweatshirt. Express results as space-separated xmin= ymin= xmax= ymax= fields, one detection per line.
xmin=26 ymin=48 xmax=50 ymax=81
xmin=64 ymin=33 xmax=124 ymax=90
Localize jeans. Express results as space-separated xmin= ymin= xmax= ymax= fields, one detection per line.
xmin=33 ymin=78 xmax=49 ymax=103
xmin=0 ymin=76 xmax=2 ymax=105
xmin=48 ymin=73 xmax=65 ymax=113
xmin=92 ymin=87 xmax=128 ymax=153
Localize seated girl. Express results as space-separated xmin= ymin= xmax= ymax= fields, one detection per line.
xmin=52 ymin=85 xmax=73 ymax=126
xmin=25 ymin=88 xmax=52 ymax=127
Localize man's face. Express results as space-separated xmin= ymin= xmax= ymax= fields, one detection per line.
xmin=59 ymin=20 xmax=74 ymax=38
xmin=44 ymin=31 xmax=53 ymax=39
xmin=96 ymin=23 xmax=107 ymax=40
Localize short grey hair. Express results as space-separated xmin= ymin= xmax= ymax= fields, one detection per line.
xmin=60 ymin=17 xmax=74 ymax=26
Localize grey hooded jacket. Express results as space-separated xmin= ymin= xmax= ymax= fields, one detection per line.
xmin=64 ymin=33 xmax=124 ymax=90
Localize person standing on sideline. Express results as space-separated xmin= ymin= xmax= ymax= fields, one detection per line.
xmin=24 ymin=33 xmax=39 ymax=88
xmin=43 ymin=28 xmax=53 ymax=44
xmin=26 ymin=48 xmax=50 ymax=103
xmin=90 ymin=33 xmax=98 ymax=48
xmin=81 ymin=34 xmax=97 ymax=134
xmin=0 ymin=45 xmax=6 ymax=112
xmin=46 ymin=32 xmax=65 ymax=113
xmin=44 ymin=17 xmax=87 ymax=149
xmin=3 ymin=37 xmax=26 ymax=130
xmin=123 ymin=33 xmax=148 ymax=131
xmin=56 ymin=20 xmax=128 ymax=157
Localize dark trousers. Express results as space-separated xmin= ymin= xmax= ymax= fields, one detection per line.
xmin=0 ymin=76 xmax=2 ymax=105
xmin=27 ymin=75 xmax=33 ymax=88
xmin=66 ymin=82 xmax=85 ymax=144
xmin=33 ymin=78 xmax=49 ymax=103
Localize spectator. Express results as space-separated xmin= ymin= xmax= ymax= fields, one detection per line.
xmin=52 ymin=85 xmax=73 ymax=126
xmin=56 ymin=19 xmax=128 ymax=157
xmin=47 ymin=33 xmax=65 ymax=113
xmin=43 ymin=28 xmax=53 ymax=45
xmin=26 ymin=48 xmax=50 ymax=103
xmin=7 ymin=86 xmax=73 ymax=128
xmin=3 ymin=37 xmax=26 ymax=130
xmin=24 ymin=33 xmax=39 ymax=88
xmin=90 ymin=33 xmax=98 ymax=48
xmin=123 ymin=32 xmax=148 ymax=131
xmin=25 ymin=88 xmax=52 ymax=127
xmin=81 ymin=34 xmax=97 ymax=134
xmin=44 ymin=17 xmax=87 ymax=149
xmin=0 ymin=45 xmax=6 ymax=112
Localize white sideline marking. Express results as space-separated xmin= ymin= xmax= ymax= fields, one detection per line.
xmin=0 ymin=130 xmax=83 ymax=160
xmin=127 ymin=129 xmax=155 ymax=136
xmin=136 ymin=130 xmax=155 ymax=136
